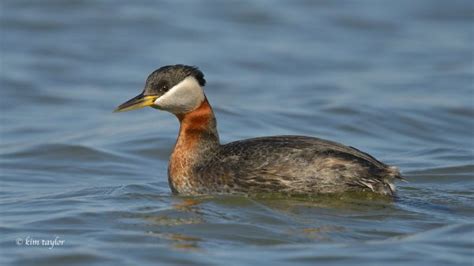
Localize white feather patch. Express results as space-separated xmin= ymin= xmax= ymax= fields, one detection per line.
xmin=154 ymin=76 xmax=205 ymax=114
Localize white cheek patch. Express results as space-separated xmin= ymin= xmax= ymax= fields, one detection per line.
xmin=154 ymin=76 xmax=205 ymax=114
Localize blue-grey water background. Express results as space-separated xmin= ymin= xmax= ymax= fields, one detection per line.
xmin=1 ymin=0 xmax=473 ymax=265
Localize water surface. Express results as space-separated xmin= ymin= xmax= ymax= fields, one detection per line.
xmin=1 ymin=0 xmax=473 ymax=265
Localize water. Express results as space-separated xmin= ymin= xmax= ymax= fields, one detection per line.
xmin=1 ymin=0 xmax=473 ymax=265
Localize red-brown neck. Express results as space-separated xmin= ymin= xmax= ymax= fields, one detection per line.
xmin=176 ymin=98 xmax=216 ymax=131
xmin=168 ymin=98 xmax=219 ymax=193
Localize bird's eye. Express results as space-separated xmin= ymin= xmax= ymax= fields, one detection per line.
xmin=153 ymin=82 xmax=168 ymax=93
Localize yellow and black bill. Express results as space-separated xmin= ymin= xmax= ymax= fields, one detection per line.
xmin=114 ymin=93 xmax=158 ymax=113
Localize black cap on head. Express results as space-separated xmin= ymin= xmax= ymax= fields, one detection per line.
xmin=143 ymin=64 xmax=206 ymax=96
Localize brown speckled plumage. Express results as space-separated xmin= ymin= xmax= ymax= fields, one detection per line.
xmin=116 ymin=65 xmax=403 ymax=197
xmin=169 ymin=99 xmax=402 ymax=196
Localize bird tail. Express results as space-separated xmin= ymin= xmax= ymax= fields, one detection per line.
xmin=361 ymin=166 xmax=405 ymax=196
xmin=387 ymin=166 xmax=405 ymax=181
xmin=381 ymin=166 xmax=405 ymax=196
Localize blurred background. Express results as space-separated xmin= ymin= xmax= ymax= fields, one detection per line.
xmin=1 ymin=0 xmax=473 ymax=265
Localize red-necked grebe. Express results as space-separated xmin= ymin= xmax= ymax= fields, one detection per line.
xmin=115 ymin=64 xmax=403 ymax=196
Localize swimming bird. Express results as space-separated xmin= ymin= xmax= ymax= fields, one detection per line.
xmin=115 ymin=65 xmax=403 ymax=196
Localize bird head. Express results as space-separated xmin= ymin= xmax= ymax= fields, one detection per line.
xmin=114 ymin=64 xmax=206 ymax=114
